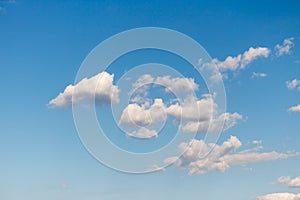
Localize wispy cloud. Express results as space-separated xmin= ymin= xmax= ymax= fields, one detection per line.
xmin=286 ymin=79 xmax=300 ymax=90
xmin=252 ymin=72 xmax=268 ymax=79
xmin=258 ymin=192 xmax=300 ymax=200
xmin=275 ymin=38 xmax=295 ymax=57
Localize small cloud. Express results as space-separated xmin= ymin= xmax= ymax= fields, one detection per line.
xmin=275 ymin=37 xmax=295 ymax=57
xmin=278 ymin=176 xmax=300 ymax=188
xmin=252 ymin=72 xmax=268 ymax=79
xmin=126 ymin=127 xmax=158 ymax=139
xmin=286 ymin=79 xmax=300 ymax=90
xmin=252 ymin=140 xmax=262 ymax=145
xmin=288 ymin=104 xmax=300 ymax=113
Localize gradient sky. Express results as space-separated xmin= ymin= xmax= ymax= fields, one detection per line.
xmin=1 ymin=0 xmax=300 ymax=200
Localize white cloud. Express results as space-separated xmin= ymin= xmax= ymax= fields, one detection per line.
xmin=165 ymin=136 xmax=297 ymax=175
xmin=49 ymin=71 xmax=119 ymax=108
xmin=252 ymin=72 xmax=268 ymax=79
xmin=212 ymin=47 xmax=270 ymax=72
xmin=241 ymin=47 xmax=270 ymax=68
xmin=275 ymin=37 xmax=295 ymax=56
xmin=131 ymin=74 xmax=199 ymax=96
xmin=181 ymin=112 xmax=242 ymax=133
xmin=286 ymin=79 xmax=300 ymax=90
xmin=166 ymin=95 xmax=242 ymax=134
xmin=126 ymin=127 xmax=158 ymax=139
xmin=155 ymin=76 xmax=199 ymax=95
xmin=278 ymin=176 xmax=300 ymax=188
xmin=252 ymin=140 xmax=262 ymax=145
xmin=288 ymin=104 xmax=300 ymax=113
xmin=166 ymin=96 xmax=216 ymax=122
xmin=258 ymin=193 xmax=300 ymax=200
xmin=119 ymin=98 xmax=167 ymax=127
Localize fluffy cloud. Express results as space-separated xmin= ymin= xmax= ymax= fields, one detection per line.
xmin=155 ymin=76 xmax=199 ymax=95
xmin=275 ymin=37 xmax=295 ymax=56
xmin=258 ymin=193 xmax=300 ymax=200
xmin=286 ymin=79 xmax=300 ymax=90
xmin=212 ymin=47 xmax=270 ymax=72
xmin=278 ymin=176 xmax=300 ymax=188
xmin=288 ymin=104 xmax=300 ymax=113
xmin=131 ymin=74 xmax=199 ymax=96
xmin=164 ymin=136 xmax=296 ymax=175
xmin=49 ymin=72 xmax=119 ymax=108
xmin=119 ymin=98 xmax=166 ymax=127
xmin=166 ymin=95 xmax=242 ymax=134
xmin=166 ymin=96 xmax=216 ymax=122
xmin=181 ymin=112 xmax=243 ymax=133
xmin=252 ymin=72 xmax=268 ymax=79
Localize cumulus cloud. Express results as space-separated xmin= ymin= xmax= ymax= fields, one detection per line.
xmin=252 ymin=72 xmax=268 ymax=79
xmin=119 ymin=98 xmax=166 ymax=127
xmin=164 ymin=136 xmax=297 ymax=175
xmin=166 ymin=96 xmax=216 ymax=122
xmin=131 ymin=74 xmax=199 ymax=96
xmin=166 ymin=95 xmax=242 ymax=134
xmin=258 ymin=193 xmax=300 ymax=200
xmin=212 ymin=47 xmax=270 ymax=72
xmin=286 ymin=79 xmax=300 ymax=90
xmin=288 ymin=104 xmax=300 ymax=113
xmin=49 ymin=71 xmax=119 ymax=108
xmin=155 ymin=76 xmax=199 ymax=95
xmin=278 ymin=176 xmax=300 ymax=188
xmin=275 ymin=37 xmax=295 ymax=56
xmin=181 ymin=112 xmax=243 ymax=133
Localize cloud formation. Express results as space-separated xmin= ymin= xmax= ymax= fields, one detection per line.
xmin=131 ymin=74 xmax=199 ymax=97
xmin=258 ymin=193 xmax=300 ymax=200
xmin=165 ymin=136 xmax=296 ymax=175
xmin=126 ymin=127 xmax=158 ymax=139
xmin=252 ymin=72 xmax=268 ymax=79
xmin=278 ymin=176 xmax=300 ymax=188
xmin=288 ymin=105 xmax=300 ymax=113
xmin=49 ymin=71 xmax=119 ymax=108
xmin=181 ymin=112 xmax=242 ymax=133
xmin=119 ymin=98 xmax=167 ymax=127
xmin=212 ymin=47 xmax=270 ymax=72
xmin=275 ymin=37 xmax=295 ymax=56
xmin=286 ymin=79 xmax=300 ymax=90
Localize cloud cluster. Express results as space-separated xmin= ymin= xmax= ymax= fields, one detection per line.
xmin=164 ymin=136 xmax=296 ymax=175
xmin=275 ymin=37 xmax=295 ymax=56
xmin=49 ymin=72 xmax=119 ymax=108
xmin=258 ymin=193 xmax=300 ymax=200
xmin=120 ymin=75 xmax=242 ymax=138
xmin=286 ymin=79 xmax=300 ymax=90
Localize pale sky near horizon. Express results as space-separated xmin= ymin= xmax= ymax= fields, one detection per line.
xmin=1 ymin=1 xmax=300 ymax=200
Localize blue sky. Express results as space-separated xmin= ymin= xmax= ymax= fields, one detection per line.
xmin=1 ymin=0 xmax=300 ymax=200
